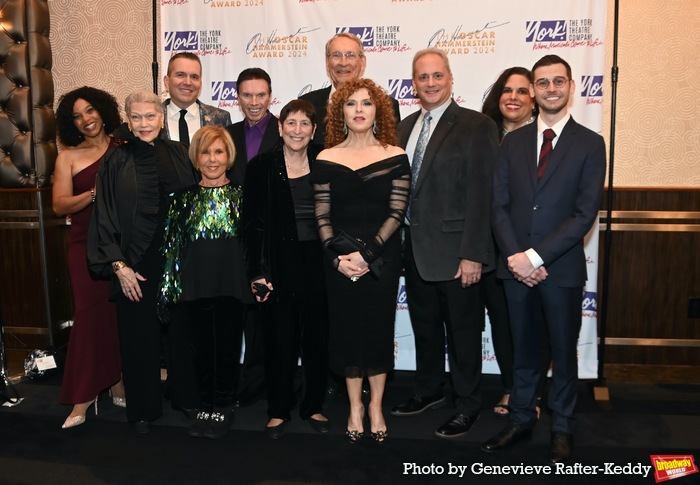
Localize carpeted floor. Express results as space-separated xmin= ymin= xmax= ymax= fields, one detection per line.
xmin=1 ymin=371 xmax=699 ymax=485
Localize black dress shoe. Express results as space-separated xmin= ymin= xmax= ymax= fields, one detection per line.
xmin=265 ymin=420 xmax=288 ymax=439
xmin=391 ymin=392 xmax=446 ymax=417
xmin=204 ymin=410 xmax=233 ymax=440
xmin=481 ymin=424 xmax=533 ymax=452
xmin=435 ymin=412 xmax=479 ymax=439
xmin=548 ymin=431 xmax=573 ymax=464
xmin=134 ymin=420 xmax=150 ymax=434
xmin=308 ymin=417 xmax=331 ymax=434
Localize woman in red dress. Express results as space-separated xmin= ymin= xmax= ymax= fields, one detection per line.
xmin=53 ymin=87 xmax=125 ymax=429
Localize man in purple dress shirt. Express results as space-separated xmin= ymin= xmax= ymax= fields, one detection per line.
xmin=226 ymin=68 xmax=281 ymax=408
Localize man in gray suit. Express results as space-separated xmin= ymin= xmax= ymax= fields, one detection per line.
xmin=162 ymin=52 xmax=231 ymax=145
xmin=482 ymin=54 xmax=606 ymax=463
xmin=391 ymin=48 xmax=498 ymax=439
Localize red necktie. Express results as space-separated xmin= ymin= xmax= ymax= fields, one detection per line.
xmin=537 ymin=128 xmax=556 ymax=180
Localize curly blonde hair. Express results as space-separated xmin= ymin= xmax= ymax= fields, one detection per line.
xmin=325 ymin=78 xmax=398 ymax=148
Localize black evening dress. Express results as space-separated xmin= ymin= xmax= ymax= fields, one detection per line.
xmin=311 ymin=154 xmax=410 ymax=377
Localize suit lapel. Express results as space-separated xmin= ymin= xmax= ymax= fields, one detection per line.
xmin=398 ymin=111 xmax=420 ymax=149
xmin=537 ymin=117 xmax=576 ymax=188
xmin=260 ymin=115 xmax=281 ymax=154
xmin=161 ymin=100 xmax=171 ymax=140
xmin=197 ymin=100 xmax=207 ymax=127
xmin=414 ymin=101 xmax=459 ymax=193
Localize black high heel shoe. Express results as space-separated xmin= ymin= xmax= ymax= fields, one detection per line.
xmin=370 ymin=429 xmax=388 ymax=443
xmin=345 ymin=428 xmax=364 ymax=443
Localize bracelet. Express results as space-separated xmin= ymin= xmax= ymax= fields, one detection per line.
xmin=112 ymin=261 xmax=127 ymax=273
xmin=90 ymin=187 xmax=96 ymax=203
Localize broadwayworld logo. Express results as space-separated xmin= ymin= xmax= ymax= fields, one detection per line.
xmin=650 ymin=455 xmax=698 ymax=483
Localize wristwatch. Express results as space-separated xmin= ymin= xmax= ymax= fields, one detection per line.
xmin=112 ymin=261 xmax=127 ymax=273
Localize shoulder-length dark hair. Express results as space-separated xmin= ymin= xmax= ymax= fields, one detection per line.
xmin=56 ymin=86 xmax=121 ymax=147
xmin=325 ymin=78 xmax=398 ymax=148
xmin=481 ymin=67 xmax=534 ymax=136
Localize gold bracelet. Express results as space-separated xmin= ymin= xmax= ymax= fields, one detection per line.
xmin=112 ymin=261 xmax=127 ymax=273
xmin=90 ymin=187 xmax=96 ymax=203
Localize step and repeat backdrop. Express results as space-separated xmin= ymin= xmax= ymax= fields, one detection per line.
xmin=161 ymin=0 xmax=607 ymax=378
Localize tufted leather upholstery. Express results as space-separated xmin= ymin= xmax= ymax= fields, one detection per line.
xmin=0 ymin=0 xmax=57 ymax=188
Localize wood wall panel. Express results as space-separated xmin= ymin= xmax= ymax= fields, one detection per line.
xmin=0 ymin=189 xmax=71 ymax=358
xmin=599 ymin=188 xmax=700 ymax=372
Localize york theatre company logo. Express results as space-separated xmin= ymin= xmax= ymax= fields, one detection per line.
xmin=211 ymin=81 xmax=238 ymax=109
xmin=428 ymin=21 xmax=505 ymax=56
xmin=387 ymin=79 xmax=420 ymax=108
xmin=246 ymin=26 xmax=319 ymax=59
xmin=525 ymin=18 xmax=603 ymax=50
xmin=581 ymin=75 xmax=603 ymax=105
xmin=336 ymin=26 xmax=410 ymax=53
xmin=164 ymin=30 xmax=231 ymax=56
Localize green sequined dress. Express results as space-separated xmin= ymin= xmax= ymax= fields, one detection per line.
xmin=159 ymin=183 xmax=252 ymax=309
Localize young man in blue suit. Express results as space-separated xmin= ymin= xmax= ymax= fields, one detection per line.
xmin=483 ymin=54 xmax=606 ymax=463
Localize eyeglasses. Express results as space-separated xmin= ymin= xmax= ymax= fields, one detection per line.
xmin=534 ymin=77 xmax=569 ymax=90
xmin=328 ymin=51 xmax=361 ymax=61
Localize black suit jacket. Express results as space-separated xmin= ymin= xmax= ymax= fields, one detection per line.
xmin=226 ymin=113 xmax=281 ymax=187
xmin=301 ymin=86 xmax=402 ymax=148
xmin=491 ymin=116 xmax=606 ymax=286
xmin=398 ymin=100 xmax=498 ymax=281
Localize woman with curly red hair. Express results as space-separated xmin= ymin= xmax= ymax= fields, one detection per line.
xmin=310 ymin=78 xmax=409 ymax=443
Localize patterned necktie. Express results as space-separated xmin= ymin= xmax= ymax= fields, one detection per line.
xmin=178 ymin=109 xmax=190 ymax=147
xmin=537 ymin=128 xmax=556 ymax=180
xmin=410 ymin=111 xmax=432 ymax=194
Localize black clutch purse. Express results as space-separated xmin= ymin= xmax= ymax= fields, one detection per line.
xmin=328 ymin=231 xmax=384 ymax=277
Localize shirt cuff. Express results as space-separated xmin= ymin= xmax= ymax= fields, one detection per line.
xmin=524 ymin=248 xmax=543 ymax=269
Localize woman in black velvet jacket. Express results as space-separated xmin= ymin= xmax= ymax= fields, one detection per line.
xmin=242 ymin=99 xmax=330 ymax=439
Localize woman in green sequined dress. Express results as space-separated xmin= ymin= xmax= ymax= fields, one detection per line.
xmin=159 ymin=126 xmax=252 ymax=439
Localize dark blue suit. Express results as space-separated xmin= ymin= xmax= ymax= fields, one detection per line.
xmin=491 ymin=116 xmax=605 ymax=433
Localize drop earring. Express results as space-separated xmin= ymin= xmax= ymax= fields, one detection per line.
xmin=372 ymin=121 xmax=377 ymax=134
xmin=343 ymin=123 xmax=348 ymax=135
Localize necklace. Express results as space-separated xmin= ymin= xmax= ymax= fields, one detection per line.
xmin=285 ymin=157 xmax=309 ymax=177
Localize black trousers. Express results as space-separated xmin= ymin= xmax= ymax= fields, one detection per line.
xmin=404 ymin=236 xmax=485 ymax=415
xmin=259 ymin=240 xmax=328 ymax=421
xmin=184 ymin=296 xmax=244 ymax=410
xmin=115 ymin=256 xmax=163 ymax=424
xmin=482 ymin=269 xmax=513 ymax=392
